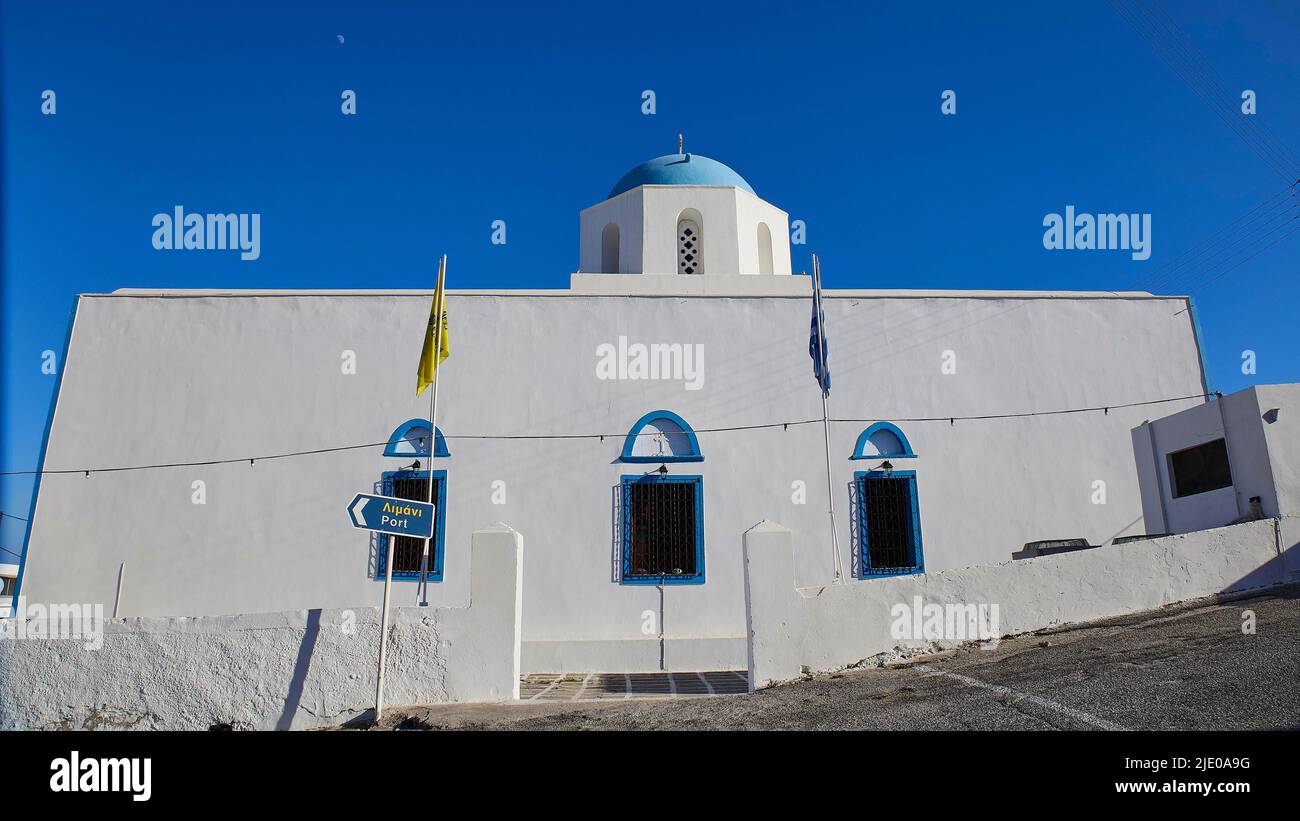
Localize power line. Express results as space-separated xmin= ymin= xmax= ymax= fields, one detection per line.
xmin=0 ymin=512 xmax=29 ymax=523
xmin=1155 ymin=197 xmax=1300 ymax=296
xmin=1108 ymin=0 xmax=1300 ymax=181
xmin=1109 ymin=0 xmax=1297 ymax=179
xmin=1146 ymin=0 xmax=1300 ymax=173
xmin=1179 ymin=219 xmax=1300 ymax=294
xmin=1132 ymin=181 xmax=1298 ymax=294
xmin=0 ymin=546 xmax=22 ymax=561
xmin=0 ymin=392 xmax=1213 ymax=478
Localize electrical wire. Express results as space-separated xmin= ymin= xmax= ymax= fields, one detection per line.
xmin=1108 ymin=0 xmax=1300 ymax=181
xmin=1155 ymin=197 xmax=1300 ymax=296
xmin=0 ymin=391 xmax=1213 ymax=477
xmin=1132 ymin=181 xmax=1298 ymax=294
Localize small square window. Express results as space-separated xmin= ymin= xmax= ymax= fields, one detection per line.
xmin=1168 ymin=439 xmax=1232 ymax=498
xmin=620 ymin=475 xmax=705 ymax=584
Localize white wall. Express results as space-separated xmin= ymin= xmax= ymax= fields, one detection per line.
xmin=1133 ymin=384 xmax=1299 ymax=533
xmin=579 ymin=186 xmax=791 ymax=276
xmin=1 ymin=526 xmax=522 ymax=729
xmin=579 ymin=190 xmax=643 ymax=274
xmin=1257 ymin=384 xmax=1300 ymax=515
xmin=744 ymin=517 xmax=1293 ymax=688
xmin=1134 ymin=399 xmax=1240 ymax=532
xmin=18 ymin=289 xmax=1206 ymax=672
xmin=735 ymin=190 xmax=791 ymax=276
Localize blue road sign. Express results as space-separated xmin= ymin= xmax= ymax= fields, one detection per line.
xmin=347 ymin=493 xmax=435 ymax=539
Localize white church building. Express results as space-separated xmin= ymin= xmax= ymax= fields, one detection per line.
xmin=11 ymin=147 xmax=1286 ymax=728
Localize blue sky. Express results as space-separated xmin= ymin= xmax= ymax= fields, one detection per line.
xmin=2 ymin=0 xmax=1298 ymax=549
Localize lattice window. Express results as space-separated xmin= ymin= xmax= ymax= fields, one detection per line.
xmin=677 ymin=219 xmax=702 ymax=274
xmin=855 ymin=473 xmax=923 ymax=576
xmin=620 ymin=475 xmax=704 ymax=583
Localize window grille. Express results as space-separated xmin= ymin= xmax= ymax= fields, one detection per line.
xmin=677 ymin=220 xmax=702 ymax=274
xmin=620 ymin=475 xmax=704 ymax=583
xmin=855 ymin=473 xmax=923 ymax=576
xmin=377 ymin=470 xmax=446 ymax=580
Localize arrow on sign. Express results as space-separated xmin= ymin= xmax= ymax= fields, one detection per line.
xmin=346 ymin=493 xmax=435 ymax=539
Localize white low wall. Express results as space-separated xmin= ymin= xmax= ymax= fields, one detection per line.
xmin=0 ymin=525 xmax=523 ymax=730
xmin=743 ymin=517 xmax=1294 ymax=688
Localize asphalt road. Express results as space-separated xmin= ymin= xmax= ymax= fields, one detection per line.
xmin=378 ymin=585 xmax=1300 ymax=731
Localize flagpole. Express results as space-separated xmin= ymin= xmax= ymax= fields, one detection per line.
xmin=376 ymin=253 xmax=445 ymax=725
xmin=375 ymin=524 xmax=396 ymax=724
xmin=419 ymin=254 xmax=446 ymax=604
xmin=813 ymin=255 xmax=845 ymax=583
xmin=821 ymin=389 xmax=844 ymax=583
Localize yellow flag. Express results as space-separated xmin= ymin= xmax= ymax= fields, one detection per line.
xmin=417 ymin=256 xmax=450 ymax=397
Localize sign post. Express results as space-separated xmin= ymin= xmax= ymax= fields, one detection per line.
xmin=346 ymin=493 xmax=436 ymax=723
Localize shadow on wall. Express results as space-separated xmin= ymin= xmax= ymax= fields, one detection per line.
xmin=275 ymin=608 xmax=322 ymax=731
xmin=1222 ymin=527 xmax=1296 ymax=595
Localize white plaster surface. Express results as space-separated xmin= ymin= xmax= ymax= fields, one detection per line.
xmin=0 ymin=526 xmax=522 ymax=730
xmin=743 ymin=517 xmax=1294 ymax=688
xmin=1134 ymin=384 xmax=1300 ymax=532
xmin=19 ymin=289 xmax=1206 ymax=673
xmin=579 ymin=186 xmax=791 ymax=276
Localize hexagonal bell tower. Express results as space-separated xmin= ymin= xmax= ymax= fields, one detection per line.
xmin=578 ymin=147 xmax=792 ymax=277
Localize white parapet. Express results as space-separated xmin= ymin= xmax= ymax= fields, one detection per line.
xmin=0 ymin=525 xmax=524 ymax=730
xmin=743 ymin=517 xmax=1292 ymax=689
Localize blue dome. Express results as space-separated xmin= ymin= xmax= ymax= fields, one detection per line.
xmin=608 ymin=153 xmax=754 ymax=198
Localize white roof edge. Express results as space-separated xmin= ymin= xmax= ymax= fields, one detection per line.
xmin=97 ymin=285 xmax=1170 ymax=299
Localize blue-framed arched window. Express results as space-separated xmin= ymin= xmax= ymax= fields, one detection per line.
xmin=374 ymin=419 xmax=450 ymax=582
xmin=854 ymin=470 xmax=923 ymax=578
xmin=619 ymin=410 xmax=704 ymax=463
xmin=850 ymin=422 xmax=923 ymax=578
xmin=617 ymin=410 xmax=706 ymax=584
xmin=384 ymin=418 xmax=450 ymax=458
xmin=850 ymin=421 xmax=915 ymax=460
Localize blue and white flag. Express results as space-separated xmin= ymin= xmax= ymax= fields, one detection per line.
xmin=809 ymin=258 xmax=830 ymax=396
